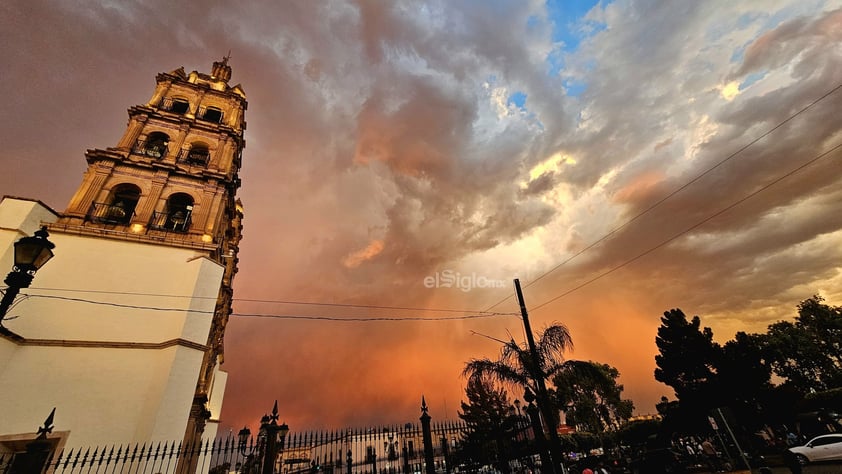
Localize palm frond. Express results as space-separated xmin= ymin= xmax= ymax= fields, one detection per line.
xmin=538 ymin=323 xmax=574 ymax=361
xmin=463 ymin=358 xmax=530 ymax=388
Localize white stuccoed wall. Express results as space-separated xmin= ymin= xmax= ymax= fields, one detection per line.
xmin=0 ymin=197 xmax=225 ymax=448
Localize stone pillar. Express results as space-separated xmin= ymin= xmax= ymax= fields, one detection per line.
xmin=146 ymin=80 xmax=172 ymax=107
xmin=64 ymin=161 xmax=114 ymax=217
xmin=117 ymin=115 xmax=149 ymax=150
xmin=213 ymin=135 xmax=231 ymax=171
xmin=168 ymin=123 xmax=191 ymax=163
xmin=196 ymin=180 xmax=222 ymax=236
xmin=135 ymin=170 xmax=169 ymax=224
xmin=420 ymin=397 xmax=435 ymax=474
xmin=191 ymin=89 xmax=207 ymax=118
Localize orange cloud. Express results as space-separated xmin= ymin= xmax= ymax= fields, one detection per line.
xmin=612 ymin=171 xmax=666 ymax=205
xmin=342 ymin=239 xmax=385 ymax=268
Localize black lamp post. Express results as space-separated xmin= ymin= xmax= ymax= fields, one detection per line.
xmin=0 ymin=226 xmax=55 ymax=326
xmin=238 ymin=426 xmax=255 ymax=474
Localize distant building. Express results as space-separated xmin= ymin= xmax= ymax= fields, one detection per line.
xmin=0 ymin=58 xmax=247 ymax=462
xmin=276 ymin=424 xmax=460 ymax=474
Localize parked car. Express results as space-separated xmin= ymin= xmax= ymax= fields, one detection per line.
xmin=787 ymin=433 xmax=842 ymax=465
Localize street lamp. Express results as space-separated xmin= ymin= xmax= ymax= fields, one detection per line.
xmin=0 ymin=226 xmax=55 ymax=325
xmin=238 ymin=426 xmax=256 ymax=474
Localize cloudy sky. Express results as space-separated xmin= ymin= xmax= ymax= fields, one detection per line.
xmin=2 ymin=0 xmax=841 ymax=433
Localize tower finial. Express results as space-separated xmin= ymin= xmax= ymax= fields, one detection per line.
xmin=211 ymin=55 xmax=233 ymax=82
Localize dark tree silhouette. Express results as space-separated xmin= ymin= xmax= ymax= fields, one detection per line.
xmin=654 ymin=309 xmax=725 ymax=432
xmin=655 ymin=309 xmax=721 ymax=401
xmin=552 ymin=360 xmax=633 ymax=433
xmin=458 ymin=376 xmax=514 ymax=473
xmin=763 ymin=295 xmax=842 ymax=393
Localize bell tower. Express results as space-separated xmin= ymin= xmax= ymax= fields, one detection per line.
xmin=59 ymin=55 xmax=246 ymax=254
xmin=55 ymin=56 xmax=246 ymax=446
xmin=0 ymin=58 xmax=247 ymax=449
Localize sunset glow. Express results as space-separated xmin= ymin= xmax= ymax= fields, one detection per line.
xmin=1 ymin=1 xmax=841 ymax=434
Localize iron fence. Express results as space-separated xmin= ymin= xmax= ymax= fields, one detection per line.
xmin=0 ymin=421 xmax=472 ymax=474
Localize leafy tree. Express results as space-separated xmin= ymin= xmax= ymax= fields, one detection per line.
xmin=552 ymin=360 xmax=634 ymax=433
xmin=654 ymin=309 xmax=722 ymax=402
xmin=716 ymin=331 xmax=773 ymax=430
xmin=457 ymin=376 xmax=515 ymax=473
xmin=719 ymin=332 xmax=772 ymax=401
xmin=764 ymin=295 xmax=842 ymax=393
xmin=654 ymin=309 xmax=725 ymax=433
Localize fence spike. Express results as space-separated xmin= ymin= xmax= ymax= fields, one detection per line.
xmin=139 ymin=442 xmax=148 ymax=463
xmin=105 ymin=445 xmax=116 ymax=468
xmin=49 ymin=449 xmax=63 ymax=469
xmin=129 ymin=442 xmax=139 ymax=462
xmin=95 ymin=445 xmax=107 ymax=467
xmin=82 ymin=446 xmax=95 ymax=467
xmin=61 ymin=448 xmax=75 ymax=469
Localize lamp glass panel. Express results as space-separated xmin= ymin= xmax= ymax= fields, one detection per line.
xmin=14 ymin=239 xmax=52 ymax=268
xmin=32 ymin=248 xmax=54 ymax=269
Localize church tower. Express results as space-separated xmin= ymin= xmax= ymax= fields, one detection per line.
xmin=0 ymin=58 xmax=246 ymax=450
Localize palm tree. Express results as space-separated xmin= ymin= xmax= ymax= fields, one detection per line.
xmin=463 ymin=323 xmax=574 ymax=402
xmin=463 ymin=323 xmax=574 ymax=473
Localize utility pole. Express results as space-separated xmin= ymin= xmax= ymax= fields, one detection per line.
xmin=514 ymin=279 xmax=564 ymax=474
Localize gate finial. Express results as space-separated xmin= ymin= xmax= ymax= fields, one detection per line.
xmin=36 ymin=407 xmax=56 ymax=440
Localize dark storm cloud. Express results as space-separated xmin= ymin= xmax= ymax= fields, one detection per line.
xmin=519 ymin=171 xmax=559 ymax=197
xmin=530 ymin=4 xmax=842 ymax=329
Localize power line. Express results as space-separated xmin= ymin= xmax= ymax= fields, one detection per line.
xmin=21 ymin=293 xmax=517 ymax=322
xmin=530 ymin=140 xmax=842 ymax=312
xmin=235 ymin=313 xmax=513 ymax=322
xmin=17 ymin=86 xmax=842 ymax=323
xmin=483 ymin=81 xmax=842 ymax=312
xmin=28 ymin=286 xmax=510 ymax=315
